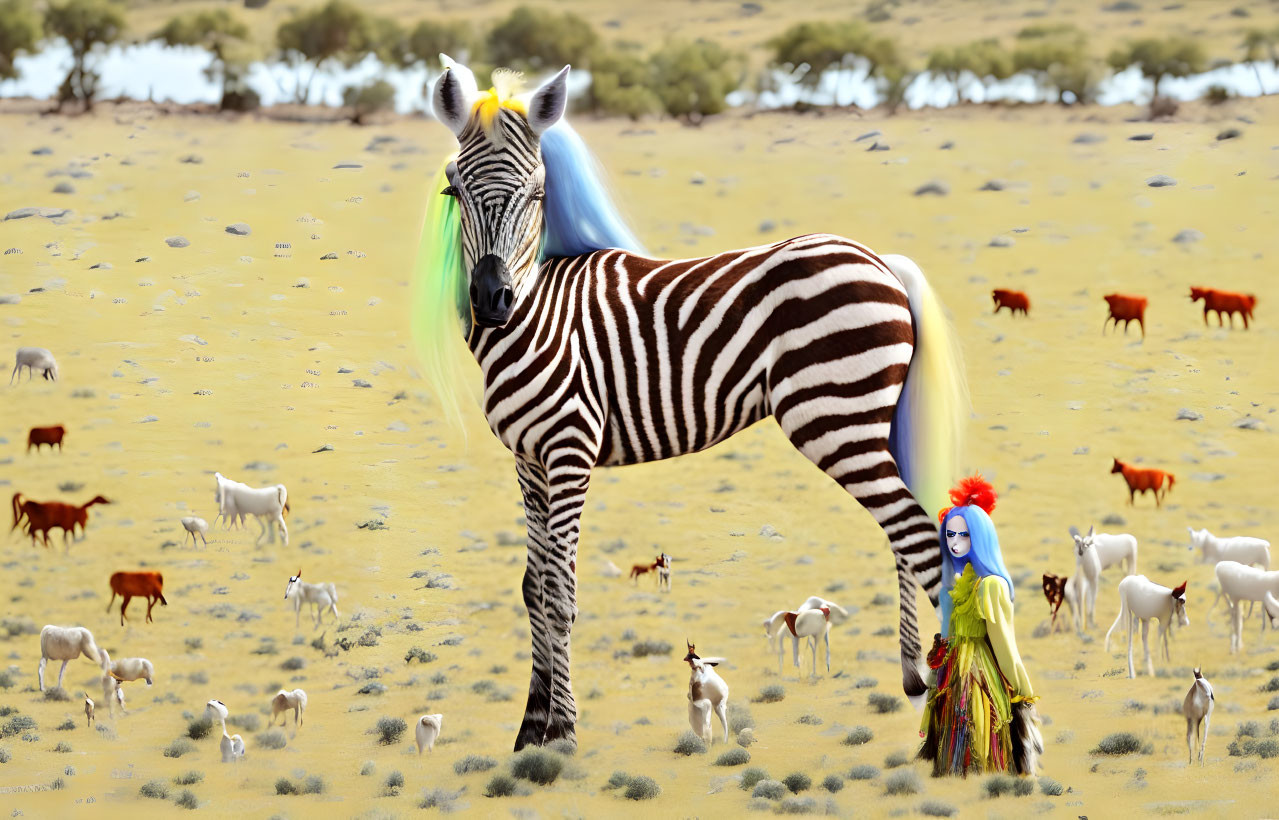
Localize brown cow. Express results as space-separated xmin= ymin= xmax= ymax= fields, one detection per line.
xmin=12 ymin=493 xmax=111 ymax=548
xmin=27 ymin=425 xmax=66 ymax=453
xmin=1103 ymin=293 xmax=1148 ymax=338
xmin=107 ymin=571 xmax=167 ymax=625
xmin=992 ymin=289 xmax=1030 ymax=317
xmin=1111 ymin=458 xmax=1175 ymax=507
xmin=1190 ymin=287 xmax=1256 ymax=329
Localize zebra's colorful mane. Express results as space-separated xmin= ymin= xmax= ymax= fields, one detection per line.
xmin=412 ymin=114 xmax=642 ymax=423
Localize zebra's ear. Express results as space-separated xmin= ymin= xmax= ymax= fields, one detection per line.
xmin=527 ymin=66 xmax=569 ymax=136
xmin=433 ymin=56 xmax=477 ymax=137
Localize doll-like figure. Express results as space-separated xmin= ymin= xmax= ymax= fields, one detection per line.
xmin=919 ymin=475 xmax=1043 ymax=777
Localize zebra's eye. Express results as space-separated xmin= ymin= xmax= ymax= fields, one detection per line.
xmin=441 ymin=186 xmax=459 ymax=197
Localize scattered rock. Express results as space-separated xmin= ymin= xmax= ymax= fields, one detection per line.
xmin=913 ymin=180 xmax=949 ymax=196
xmin=320 ymin=252 xmax=338 ymax=260
xmin=1073 ymin=446 xmax=1090 ymax=455
xmin=52 ymin=182 xmax=75 ymax=194
xmin=5 ymin=207 xmax=70 ymax=220
xmin=179 ymin=154 xmax=203 ymax=164
xmin=854 ymin=130 xmax=881 ymax=142
xmin=1216 ymin=128 xmax=1242 ymax=141
xmin=0 ymin=295 xmax=20 ymax=305
xmin=759 ymin=524 xmax=783 ymax=539
xmin=690 ymin=172 xmax=705 ymax=184
xmin=179 ymin=334 xmax=208 ymax=346
xmin=938 ymin=141 xmax=954 ymax=150
xmin=31 ymin=146 xmax=52 ymax=155
xmin=1101 ymin=514 xmax=1126 ymax=527
xmin=758 ymin=219 xmax=776 ymax=233
xmin=1172 ymin=229 xmax=1203 ymax=244
xmin=866 ymin=141 xmax=889 ymax=152
xmin=1233 ymin=416 xmax=1266 ymax=431
xmin=1073 ymin=133 xmax=1105 ymax=145
xmin=1176 ymin=408 xmax=1203 ymax=421
xmin=89 ymin=262 xmax=112 ymax=270
xmin=989 ymin=236 xmax=1015 ymax=248
xmin=353 ymin=379 xmax=372 ymax=388
xmin=1146 ymin=174 xmax=1177 ymax=188
xmin=184 ymin=190 xmax=200 ymax=202
xmin=135 ymin=256 xmax=150 ymax=263
xmin=243 ymin=461 xmax=274 ymax=471
xmin=1129 ymin=133 xmax=1154 ymax=141
xmin=225 ymin=223 xmax=251 ymax=236
xmin=313 ymin=444 xmax=334 ymax=453
xmin=138 ymin=415 xmax=159 ymax=423
xmin=338 ymin=367 xmax=354 ymax=374
xmin=979 ymin=179 xmax=1006 ymax=191
xmin=165 ymin=236 xmax=190 ymax=248
xmin=333 ymin=162 xmax=363 ymax=169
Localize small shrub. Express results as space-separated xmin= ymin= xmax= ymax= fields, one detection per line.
xmin=821 ymin=774 xmax=844 ymax=792
xmin=56 ymin=718 xmax=76 ymax=731
xmin=164 ymin=738 xmax=195 ymax=758
xmin=547 ymin=738 xmax=576 ymax=756
xmin=140 ymin=780 xmax=170 ymax=799
xmin=782 ymin=772 xmax=811 ymax=793
xmin=383 ymin=770 xmax=404 ymax=796
xmin=174 ymin=771 xmax=204 ymax=786
xmin=53 ymin=741 xmax=72 ymax=753
xmin=49 ymin=777 xmax=65 ymax=790
xmin=777 ymin=796 xmax=818 ymax=814
xmin=753 ymin=684 xmax=785 ymax=703
xmin=884 ymin=769 xmax=921 ymax=795
xmin=185 ymin=637 xmax=203 ymax=652
xmin=360 ymin=761 xmax=376 ymax=776
xmin=1262 ymin=677 xmax=1279 ymax=693
xmin=624 ymin=774 xmax=661 ymax=800
xmin=302 ymin=775 xmax=325 ymax=794
xmin=849 ymin=764 xmax=879 ymax=780
xmin=281 ymin=656 xmax=306 ymax=671
xmin=44 ymin=687 xmax=71 ymax=702
xmin=715 ymin=747 xmax=751 ymax=766
xmin=604 ymin=770 xmax=631 ymax=790
xmin=227 ymin=713 xmax=260 ymax=732
xmin=375 ymin=716 xmax=407 ymax=745
xmin=187 ymin=718 xmax=213 ymax=740
xmin=728 ymin=703 xmax=756 ymax=733
xmin=1039 ymin=776 xmax=1064 ymax=796
xmin=1092 ymin=732 xmax=1143 ymax=755
xmin=869 ymin=692 xmax=902 ymax=713
xmin=884 ymin=750 xmax=909 ymax=769
xmin=1236 ymin=720 xmax=1262 ymax=738
xmin=485 ymin=773 xmax=517 ymax=797
xmin=919 ymin=800 xmax=957 ymax=816
xmin=843 ymin=726 xmax=874 ymax=746
xmin=275 ymin=778 xmax=298 ymax=795
xmin=630 ymin=640 xmax=673 ymax=658
xmin=454 ymin=754 xmax=498 ymax=775
xmin=405 ymin=646 xmax=436 ymax=664
xmin=256 ymin=729 xmax=287 ymax=750
xmin=984 ymin=774 xmax=1034 ymax=797
xmin=175 ymin=789 xmax=199 ymax=809
xmin=418 ymin=788 xmax=460 ymax=809
xmin=752 ymin=779 xmax=787 ymax=800
xmin=673 ymin=730 xmax=708 ymax=755
xmin=796 ymin=713 xmax=822 ymax=725
xmin=740 ymin=766 xmax=770 ymax=790
xmin=511 ymin=748 xmax=564 ymax=784
xmin=0 ymin=748 xmax=9 ymax=763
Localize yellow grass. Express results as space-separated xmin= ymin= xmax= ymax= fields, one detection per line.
xmin=1 ymin=95 xmax=1277 ymax=816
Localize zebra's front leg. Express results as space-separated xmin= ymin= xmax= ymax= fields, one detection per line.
xmin=513 ymin=460 xmax=555 ymax=751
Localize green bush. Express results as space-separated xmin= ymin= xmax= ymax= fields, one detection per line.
xmin=1091 ymin=732 xmax=1144 ymax=755
xmin=673 ymin=731 xmax=707 ymax=756
xmin=302 ymin=775 xmax=325 ymax=794
xmin=883 ymin=769 xmax=921 ymax=795
xmin=782 ymin=772 xmax=811 ymax=793
xmin=728 ymin=703 xmax=755 ymax=733
xmin=275 ymin=778 xmax=298 ymax=795
xmin=375 ymin=716 xmax=407 ymax=745
xmin=342 ymin=79 xmax=396 ymax=125
xmin=510 ymin=748 xmax=564 ymax=784
xmin=255 ymin=729 xmax=287 ymax=750
xmin=0 ymin=0 xmax=41 ymax=83
xmin=648 ymin=39 xmax=743 ymax=124
xmin=754 ymin=684 xmax=785 ymax=703
xmin=919 ymin=800 xmax=957 ymax=816
xmin=582 ymin=46 xmax=661 ymax=120
xmin=140 ymin=780 xmax=170 ymax=799
xmin=868 ymin=693 xmax=901 ymax=713
xmin=624 ymin=775 xmax=660 ymax=800
xmin=174 ymin=771 xmax=204 ymax=786
xmin=884 ymin=750 xmax=909 ymax=768
xmin=486 ymin=6 xmax=597 ymax=72
xmin=485 ymin=773 xmax=517 ymax=797
xmin=405 ymin=647 xmax=436 ymax=664
xmin=740 ymin=766 xmax=770 ymax=790
xmin=454 ymin=754 xmax=498 ymax=774
xmin=163 ymin=739 xmax=195 ymax=758
xmin=175 ymin=789 xmax=199 ymax=809
xmin=849 ymin=764 xmax=879 ymax=780
xmin=715 ymin=747 xmax=750 ymax=766
xmin=843 ymin=726 xmax=874 ymax=745
xmin=604 ymin=770 xmax=630 ymax=790
xmin=1039 ymin=776 xmax=1064 ymax=796
xmin=752 ymin=779 xmax=787 ymax=800
xmin=821 ymin=774 xmax=844 ymax=792
xmin=383 ymin=770 xmax=404 ymax=796
xmin=984 ymin=774 xmax=1034 ymax=797
xmin=45 ymin=0 xmax=126 ymax=112
xmin=187 ymin=718 xmax=213 ymax=740
xmin=630 ymin=640 xmax=672 ymax=658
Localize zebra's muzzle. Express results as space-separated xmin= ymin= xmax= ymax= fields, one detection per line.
xmin=470 ymin=254 xmax=515 ymax=328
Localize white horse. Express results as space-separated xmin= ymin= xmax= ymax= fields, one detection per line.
xmin=1182 ymin=668 xmax=1213 ymax=766
xmin=271 ymin=688 xmax=307 ymax=729
xmin=1213 ymin=561 xmax=1279 ymax=653
xmin=416 ymin=713 xmax=444 ymax=754
xmin=1104 ymin=576 xmax=1189 ymax=678
xmin=684 ymin=642 xmax=729 ymax=746
xmin=779 ymin=607 xmax=836 ymax=677
xmin=205 ymin=700 xmax=245 ymax=762
xmin=284 ymin=571 xmax=339 ymax=628
xmin=1189 ymin=527 xmax=1270 ymax=569
xmin=1070 ymin=526 xmax=1139 ymax=576
xmin=180 ymin=516 xmax=209 ymax=547
xmin=11 ymin=346 xmax=58 ymax=384
xmin=38 ymin=625 xmax=108 ymax=691
xmin=214 ymin=472 xmax=289 ymax=545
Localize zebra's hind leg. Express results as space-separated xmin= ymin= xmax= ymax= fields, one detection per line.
xmin=513 ymin=460 xmax=555 ymax=751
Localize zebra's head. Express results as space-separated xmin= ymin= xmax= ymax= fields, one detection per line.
xmin=431 ymin=58 xmax=569 ymax=329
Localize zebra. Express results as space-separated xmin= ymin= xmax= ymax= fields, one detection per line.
xmin=420 ymin=59 xmax=968 ymax=751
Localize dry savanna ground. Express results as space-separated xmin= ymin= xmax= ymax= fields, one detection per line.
xmin=1 ymin=94 xmax=1277 ymax=817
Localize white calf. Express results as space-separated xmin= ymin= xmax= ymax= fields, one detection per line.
xmin=284 ymin=571 xmax=339 ymax=628
xmin=38 ymin=625 xmax=108 ymax=691
xmin=684 ymin=642 xmax=729 ymax=746
xmin=1214 ymin=561 xmax=1279 ymax=653
xmin=1189 ymin=527 xmax=1270 ymax=569
xmin=416 ymin=714 xmax=444 ymax=754
xmin=271 ymin=688 xmax=307 ymax=728
xmin=180 ymin=516 xmax=209 ymax=547
xmin=1182 ymin=668 xmax=1214 ymax=766
xmin=214 ymin=472 xmax=289 ymax=545
xmin=11 ymin=346 xmax=58 ymax=384
xmin=1104 ymin=575 xmax=1190 ymax=678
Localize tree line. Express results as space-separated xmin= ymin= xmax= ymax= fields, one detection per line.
xmin=1 ymin=0 xmax=1276 ymax=122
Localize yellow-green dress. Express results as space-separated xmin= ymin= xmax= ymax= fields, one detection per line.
xmin=919 ymin=563 xmax=1036 ymax=776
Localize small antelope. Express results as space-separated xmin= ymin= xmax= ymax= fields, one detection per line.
xmin=629 ymin=553 xmax=670 ymax=587
xmin=1189 ymin=527 xmax=1269 ymax=570
xmin=284 ymin=570 xmax=339 ymax=629
xmin=684 ymin=641 xmax=729 ymax=746
xmin=1182 ymin=668 xmax=1214 ymax=765
xmin=84 ymin=693 xmax=94 ymax=727
xmin=1104 ymin=576 xmax=1190 ymax=678
xmin=416 ymin=713 xmax=444 ymax=754
xmin=205 ymin=700 xmax=245 ymax=763
xmin=1111 ymin=459 xmax=1174 ymax=507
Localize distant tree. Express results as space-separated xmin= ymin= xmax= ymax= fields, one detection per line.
xmin=486 ymin=6 xmax=597 ymax=72
xmin=1107 ymin=36 xmax=1206 ymax=111
xmin=0 ymin=0 xmax=41 ymax=81
xmin=1240 ymin=27 xmax=1276 ymax=95
xmin=45 ymin=0 xmax=126 ymax=112
xmin=342 ymin=78 xmax=395 ymax=124
xmin=276 ymin=0 xmax=399 ymax=104
xmin=154 ymin=9 xmax=253 ymax=110
xmin=648 ymin=39 xmax=743 ymax=124
xmin=1013 ymin=23 xmax=1100 ymax=104
xmin=928 ymin=38 xmax=1012 ymax=103
xmin=581 ymin=43 xmax=660 ymax=119
xmin=768 ymin=21 xmax=907 ymax=107
xmin=394 ymin=19 xmax=478 ymax=67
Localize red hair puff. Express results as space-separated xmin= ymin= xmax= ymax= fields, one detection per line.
xmin=936 ymin=474 xmax=997 ymax=522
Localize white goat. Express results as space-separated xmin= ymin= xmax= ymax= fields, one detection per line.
xmin=1189 ymin=527 xmax=1270 ymax=570
xmin=84 ymin=693 xmax=94 ymax=727
xmin=284 ymin=571 xmax=339 ymax=628
xmin=38 ymin=625 xmax=108 ymax=691
xmin=271 ymin=688 xmax=307 ymax=729
xmin=180 ymin=516 xmax=209 ymax=547
xmin=101 ymin=649 xmax=155 ymax=686
xmin=214 ymin=472 xmax=289 ymax=545
xmin=11 ymin=346 xmax=58 ymax=384
xmin=1182 ymin=668 xmax=1214 ymax=766
xmin=416 ymin=714 xmax=444 ymax=754
xmin=684 ymin=641 xmax=729 ymax=746
xmin=205 ymin=700 xmax=245 ymax=763
xmin=1213 ymin=561 xmax=1279 ymax=653
xmin=778 ymin=608 xmax=837 ymax=677
xmin=1104 ymin=575 xmax=1190 ymax=678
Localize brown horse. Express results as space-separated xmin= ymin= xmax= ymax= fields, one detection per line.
xmin=12 ymin=493 xmax=111 ymax=547
xmin=1190 ymin=286 xmax=1256 ymax=329
xmin=1111 ymin=459 xmax=1175 ymax=507
xmin=1103 ymin=293 xmax=1148 ymax=338
xmin=107 ymin=571 xmax=167 ymax=625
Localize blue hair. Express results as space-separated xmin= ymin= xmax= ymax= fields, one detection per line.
xmin=540 ymin=122 xmax=643 ymax=258
xmin=937 ymin=505 xmax=1013 ymax=637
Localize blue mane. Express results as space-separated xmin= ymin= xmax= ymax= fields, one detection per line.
xmin=540 ymin=122 xmax=643 ymax=258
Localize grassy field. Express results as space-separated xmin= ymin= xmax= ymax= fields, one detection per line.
xmin=1 ymin=93 xmax=1277 ymax=816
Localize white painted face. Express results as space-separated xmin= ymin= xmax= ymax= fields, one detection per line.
xmin=945 ymin=514 xmax=972 ymax=558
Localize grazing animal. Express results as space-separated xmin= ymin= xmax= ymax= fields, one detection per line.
xmin=10 ymin=346 xmax=58 ymax=383
xmin=107 ymin=571 xmax=167 ymax=625
xmin=27 ymin=425 xmax=66 ymax=453
xmin=37 ymin=624 xmax=108 ymax=691
xmin=1263 ymin=591 xmax=1279 ymax=629
xmin=283 ymin=571 xmax=339 ymax=629
xmin=1111 ymin=459 xmax=1174 ymax=507
xmin=764 ymin=596 xmax=849 ymax=653
xmin=1213 ymin=561 xmax=1279 ymax=653
xmin=84 ymin=693 xmax=94 ymax=727
xmin=684 ymin=641 xmax=729 ymax=746
xmin=421 ymin=59 xmax=967 ymax=750
xmin=100 ymin=649 xmax=155 ymax=687
xmin=416 ymin=713 xmax=444 ymax=754
xmin=1190 ymin=286 xmax=1256 ymax=329
xmin=205 ymin=700 xmax=245 ymax=762
xmin=1182 ymin=668 xmax=1214 ymax=765
xmin=779 ymin=607 xmax=836 ymax=677
xmin=214 ymin=472 xmax=288 ymax=545
xmin=180 ymin=516 xmax=209 ymax=548
xmin=12 ymin=492 xmax=111 ymax=547
xmin=1041 ymin=572 xmax=1079 ymax=633
xmin=1102 ymin=293 xmax=1148 ymax=338
xmin=1104 ymin=576 xmax=1190 ymax=678
xmin=628 ymin=554 xmax=667 ymax=584
xmin=1069 ymin=525 xmax=1138 ymax=576
xmin=271 ymin=688 xmax=307 ymax=728
xmin=1070 ymin=528 xmax=1103 ymax=631
xmin=1188 ymin=527 xmax=1269 ymax=570
xmin=991 ymin=288 xmax=1030 ymax=317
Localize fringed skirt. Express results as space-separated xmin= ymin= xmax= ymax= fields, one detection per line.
xmin=918 ymin=634 xmax=1017 ymax=777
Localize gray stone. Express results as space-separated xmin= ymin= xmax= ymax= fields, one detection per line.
xmin=980 ymin=179 xmax=1006 ymax=191
xmin=1146 ymin=174 xmax=1177 ymax=188
xmin=0 ymin=295 xmax=20 ymax=305
xmin=179 ymin=155 xmax=203 ymax=164
xmin=1172 ymin=229 xmax=1203 ymax=244
xmin=353 ymin=379 xmax=372 ymax=388
xmin=1216 ymin=128 xmax=1242 ymax=141
xmin=320 ymin=252 xmax=338 ymax=260
xmin=854 ymin=130 xmax=881 ymax=142
xmin=1176 ymin=408 xmax=1203 ymax=421
xmin=135 ymin=256 xmax=150 ymax=263
xmin=333 ymin=162 xmax=363 ymax=169
xmin=165 ymin=236 xmax=191 ymax=248
xmin=1129 ymin=133 xmax=1154 ymax=141
xmin=1101 ymin=514 xmax=1125 ymax=526
xmin=759 ymin=524 xmax=782 ymax=539
xmin=989 ymin=236 xmax=1015 ymax=248
xmin=939 ymin=141 xmax=954 ymax=150
xmin=184 ymin=191 xmax=200 ymax=202
xmin=758 ymin=219 xmax=777 ymax=233
xmin=52 ymin=182 xmax=75 ymax=194
xmin=866 ymin=141 xmax=889 ymax=151
xmin=31 ymin=146 xmax=52 ymax=155
xmin=1073 ymin=133 xmax=1105 ymax=144
xmin=313 ymin=444 xmax=334 ymax=453
xmin=1233 ymin=416 xmax=1266 ymax=431
xmin=5 ymin=207 xmax=70 ymax=220
xmin=89 ymin=262 xmax=112 ymax=270
xmin=225 ymin=223 xmax=251 ymax=236
xmin=913 ymin=180 xmax=949 ymax=196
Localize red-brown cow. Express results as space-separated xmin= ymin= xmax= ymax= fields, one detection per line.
xmin=107 ymin=571 xmax=168 ymax=625
xmin=1190 ymin=287 xmax=1256 ymax=329
xmin=12 ymin=493 xmax=111 ymax=548
xmin=27 ymin=425 xmax=66 ymax=453
xmin=1103 ymin=293 xmax=1148 ymax=339
xmin=1111 ymin=459 xmax=1175 ymax=507
xmin=992 ymin=289 xmax=1030 ymax=317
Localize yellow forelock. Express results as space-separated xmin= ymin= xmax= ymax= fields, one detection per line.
xmin=472 ymin=88 xmax=528 ymax=135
